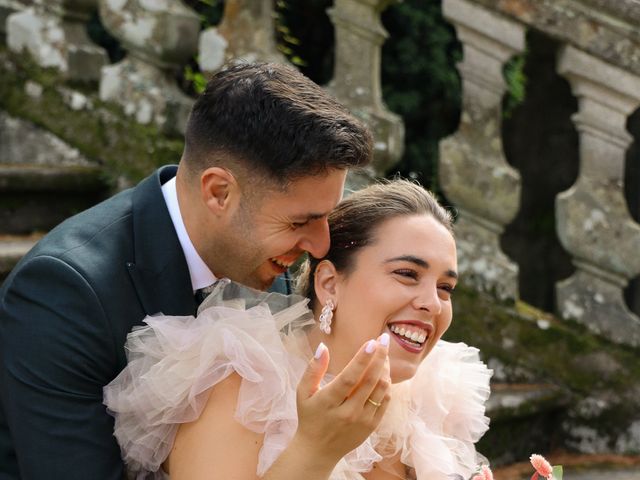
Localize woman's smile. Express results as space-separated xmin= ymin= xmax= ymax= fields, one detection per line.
xmin=387 ymin=321 xmax=433 ymax=353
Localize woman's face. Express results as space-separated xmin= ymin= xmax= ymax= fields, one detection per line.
xmin=329 ymin=214 xmax=457 ymax=383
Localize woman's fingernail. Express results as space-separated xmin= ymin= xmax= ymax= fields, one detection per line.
xmin=379 ymin=333 xmax=390 ymax=347
xmin=315 ymin=342 xmax=327 ymax=359
xmin=365 ymin=339 xmax=377 ymax=354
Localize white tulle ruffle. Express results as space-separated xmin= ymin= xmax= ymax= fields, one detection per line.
xmin=104 ymin=280 xmax=492 ymax=480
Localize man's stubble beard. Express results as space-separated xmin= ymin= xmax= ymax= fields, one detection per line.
xmin=208 ymin=204 xmax=265 ymax=290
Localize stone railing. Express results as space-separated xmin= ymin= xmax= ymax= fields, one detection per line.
xmin=0 ymin=0 xmax=403 ymax=288
xmin=439 ymin=0 xmax=640 ymax=347
xmin=4 ymin=0 xmax=640 ymax=351
xmin=3 ymin=0 xmax=403 ymax=178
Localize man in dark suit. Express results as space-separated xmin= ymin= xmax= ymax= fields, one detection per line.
xmin=0 ymin=62 xmax=374 ymax=479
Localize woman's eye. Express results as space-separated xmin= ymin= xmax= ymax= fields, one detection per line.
xmin=438 ymin=284 xmax=456 ymax=297
xmin=394 ymin=269 xmax=418 ymax=280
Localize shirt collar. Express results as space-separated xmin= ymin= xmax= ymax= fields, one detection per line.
xmin=161 ymin=176 xmax=217 ymax=293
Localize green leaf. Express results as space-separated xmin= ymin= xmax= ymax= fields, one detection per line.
xmin=290 ymin=55 xmax=307 ymax=67
xmin=552 ymin=465 xmax=563 ymax=480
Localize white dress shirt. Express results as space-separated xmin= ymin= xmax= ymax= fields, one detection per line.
xmin=161 ymin=177 xmax=217 ymax=293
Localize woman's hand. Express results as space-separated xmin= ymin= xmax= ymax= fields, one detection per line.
xmin=262 ymin=334 xmax=391 ymax=480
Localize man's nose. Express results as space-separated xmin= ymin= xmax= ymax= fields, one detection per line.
xmin=298 ymin=218 xmax=331 ymax=259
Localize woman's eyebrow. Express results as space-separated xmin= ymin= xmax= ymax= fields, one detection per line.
xmin=384 ymin=255 xmax=458 ymax=279
xmin=385 ymin=255 xmax=429 ymax=268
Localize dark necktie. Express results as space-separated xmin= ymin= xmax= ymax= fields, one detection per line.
xmin=194 ymin=282 xmax=218 ymax=306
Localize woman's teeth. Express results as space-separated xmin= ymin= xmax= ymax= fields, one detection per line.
xmin=389 ymin=324 xmax=427 ymax=344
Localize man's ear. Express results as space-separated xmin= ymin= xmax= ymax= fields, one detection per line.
xmin=314 ymin=260 xmax=340 ymax=305
xmin=200 ymin=167 xmax=239 ymax=216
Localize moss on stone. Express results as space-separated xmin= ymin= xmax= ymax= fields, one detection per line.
xmin=447 ymin=283 xmax=640 ymax=455
xmin=0 ymin=46 xmax=184 ymax=188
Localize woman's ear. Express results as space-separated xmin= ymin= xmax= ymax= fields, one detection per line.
xmin=314 ymin=260 xmax=340 ymax=305
xmin=200 ymin=167 xmax=240 ymax=216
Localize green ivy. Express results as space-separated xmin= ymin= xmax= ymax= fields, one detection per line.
xmin=503 ymin=51 xmax=528 ymax=118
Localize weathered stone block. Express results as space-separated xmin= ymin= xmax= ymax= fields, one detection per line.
xmin=198 ymin=0 xmax=286 ymax=75
xmin=439 ymin=0 xmax=525 ymax=300
xmin=6 ymin=3 xmax=106 ymax=81
xmin=0 ymin=0 xmax=27 ymax=38
xmin=555 ymin=45 xmax=640 ymax=347
xmin=0 ymin=110 xmax=93 ymax=166
xmin=326 ymin=0 xmax=404 ymax=177
xmin=100 ymin=57 xmax=193 ymax=133
xmin=98 ymin=0 xmax=199 ymax=133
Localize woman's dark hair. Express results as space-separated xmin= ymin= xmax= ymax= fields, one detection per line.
xmin=296 ymin=179 xmax=454 ymax=303
xmin=183 ymin=61 xmax=372 ymax=186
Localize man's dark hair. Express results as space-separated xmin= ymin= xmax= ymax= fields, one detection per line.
xmin=183 ymin=62 xmax=372 ymax=184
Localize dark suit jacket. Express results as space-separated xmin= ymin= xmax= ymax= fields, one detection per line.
xmin=0 ymin=166 xmax=290 ymax=479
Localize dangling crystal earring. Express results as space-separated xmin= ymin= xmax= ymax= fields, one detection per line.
xmin=318 ymin=299 xmax=335 ymax=334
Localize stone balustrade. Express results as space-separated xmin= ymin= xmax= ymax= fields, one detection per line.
xmin=6 ymin=0 xmax=106 ymax=81
xmin=327 ymin=0 xmax=404 ymax=187
xmin=4 ymin=0 xmax=640 ymax=349
xmin=439 ymin=0 xmax=640 ymax=346
xmin=439 ymin=0 xmax=525 ymax=301
xmin=3 ymin=0 xmax=402 ymax=167
xmin=198 ymin=0 xmax=286 ymax=75
xmin=97 ymin=0 xmax=200 ymax=134
xmin=555 ymin=46 xmax=640 ymax=346
xmin=0 ymin=1 xmax=29 ymax=39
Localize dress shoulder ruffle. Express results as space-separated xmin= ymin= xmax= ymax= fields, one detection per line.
xmin=104 ymin=280 xmax=492 ymax=480
xmin=389 ymin=341 xmax=492 ymax=480
xmin=103 ymin=280 xmax=314 ymax=479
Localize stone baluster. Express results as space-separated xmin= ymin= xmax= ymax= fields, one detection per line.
xmin=198 ymin=0 xmax=286 ymax=75
xmin=98 ymin=0 xmax=200 ymax=134
xmin=555 ymin=45 xmax=640 ymax=347
xmin=438 ymin=0 xmax=525 ymax=300
xmin=326 ymin=0 xmax=404 ymax=186
xmin=7 ymin=0 xmax=106 ymax=81
xmin=1 ymin=1 xmax=28 ymax=40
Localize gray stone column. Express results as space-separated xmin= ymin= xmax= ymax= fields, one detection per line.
xmin=326 ymin=0 xmax=404 ymax=184
xmin=438 ymin=0 xmax=525 ymax=300
xmin=1 ymin=1 xmax=29 ymax=40
xmin=7 ymin=0 xmax=106 ymax=81
xmin=198 ymin=0 xmax=286 ymax=74
xmin=98 ymin=0 xmax=199 ymax=134
xmin=556 ymin=45 xmax=640 ymax=347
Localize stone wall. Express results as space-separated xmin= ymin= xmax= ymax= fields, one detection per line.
xmin=0 ymin=0 xmax=405 ymax=268
xmin=439 ymin=0 xmax=640 ymax=349
xmin=437 ymin=0 xmax=640 ymax=456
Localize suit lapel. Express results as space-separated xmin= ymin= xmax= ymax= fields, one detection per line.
xmin=127 ymin=166 xmax=197 ymax=317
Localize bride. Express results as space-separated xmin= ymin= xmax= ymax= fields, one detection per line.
xmin=104 ymin=179 xmax=492 ymax=479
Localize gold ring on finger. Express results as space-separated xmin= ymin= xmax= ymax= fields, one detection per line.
xmin=367 ymin=397 xmax=382 ymax=408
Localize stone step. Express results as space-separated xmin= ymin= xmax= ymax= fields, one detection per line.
xmin=480 ymin=383 xmax=571 ymax=466
xmin=0 ymin=164 xmax=105 ymax=192
xmin=0 ymin=164 xmax=109 ymax=235
xmin=0 ymin=234 xmax=42 ymax=284
xmin=487 ymin=382 xmax=570 ymax=421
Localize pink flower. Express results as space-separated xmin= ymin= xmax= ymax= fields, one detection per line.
xmin=472 ymin=465 xmax=494 ymax=480
xmin=530 ymin=454 xmax=553 ymax=479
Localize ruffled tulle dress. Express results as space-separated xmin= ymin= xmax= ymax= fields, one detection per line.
xmin=104 ymin=279 xmax=492 ymax=480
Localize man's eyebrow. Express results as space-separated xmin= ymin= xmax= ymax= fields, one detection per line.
xmin=292 ymin=213 xmax=328 ymax=222
xmin=385 ymin=255 xmax=458 ymax=279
